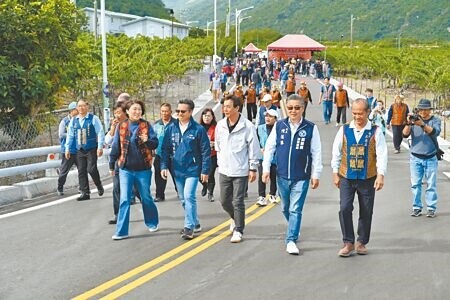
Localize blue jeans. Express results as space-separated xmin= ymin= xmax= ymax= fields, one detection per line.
xmin=410 ymin=155 xmax=438 ymax=211
xmin=277 ymin=177 xmax=310 ymax=244
xmin=115 ymin=168 xmax=159 ymax=236
xmin=322 ymin=100 xmax=333 ymax=123
xmin=175 ymin=176 xmax=200 ymax=230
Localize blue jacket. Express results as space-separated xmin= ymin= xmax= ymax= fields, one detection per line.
xmin=275 ymin=118 xmax=315 ymax=180
xmin=161 ymin=118 xmax=211 ymax=178
xmin=280 ymin=69 xmax=289 ymax=81
xmin=257 ymin=124 xmax=275 ymax=165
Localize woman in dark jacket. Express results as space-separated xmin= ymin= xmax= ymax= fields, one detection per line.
xmin=109 ymin=99 xmax=159 ymax=240
xmin=199 ymin=108 xmax=218 ymax=202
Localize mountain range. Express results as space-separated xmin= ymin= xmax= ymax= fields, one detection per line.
xmin=162 ymin=0 xmax=450 ymax=41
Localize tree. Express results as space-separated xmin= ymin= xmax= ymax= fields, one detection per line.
xmin=0 ymin=0 xmax=85 ymax=122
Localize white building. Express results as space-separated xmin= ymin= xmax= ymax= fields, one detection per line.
xmin=83 ymin=8 xmax=190 ymax=39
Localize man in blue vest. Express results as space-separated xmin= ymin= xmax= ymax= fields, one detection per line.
xmin=331 ymin=98 xmax=387 ymax=257
xmin=65 ymin=100 xmax=105 ymax=201
xmin=57 ymin=102 xmax=78 ymax=196
xmin=262 ymin=94 xmax=323 ymax=255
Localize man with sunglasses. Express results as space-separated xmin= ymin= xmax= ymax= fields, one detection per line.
xmin=161 ymin=99 xmax=211 ymax=240
xmin=262 ymin=94 xmax=323 ymax=255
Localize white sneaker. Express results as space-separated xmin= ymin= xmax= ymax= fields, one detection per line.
xmin=256 ymin=196 xmax=268 ymax=207
xmin=286 ymin=241 xmax=299 ymax=255
xmin=112 ymin=234 xmax=129 ymax=240
xmin=268 ymin=195 xmax=280 ymax=204
xmin=335 ymin=122 xmax=340 ymax=127
xmin=148 ymin=226 xmax=158 ymax=232
xmin=230 ymin=231 xmax=243 ymax=243
xmin=229 ymin=219 xmax=235 ymax=232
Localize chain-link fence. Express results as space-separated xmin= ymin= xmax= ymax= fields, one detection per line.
xmin=0 ymin=69 xmax=211 ymax=186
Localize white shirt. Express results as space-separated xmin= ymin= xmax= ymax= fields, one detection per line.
xmin=331 ymin=120 xmax=388 ymax=176
xmin=263 ymin=118 xmax=323 ymax=179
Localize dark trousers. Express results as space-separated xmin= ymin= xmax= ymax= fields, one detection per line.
xmin=219 ymin=174 xmax=248 ymax=233
xmin=246 ymin=103 xmax=257 ymax=121
xmin=302 ymin=102 xmax=309 ymax=119
xmin=57 ymin=154 xmax=78 ymax=190
xmin=392 ymin=125 xmax=405 ymax=151
xmin=336 ymin=106 xmax=347 ymax=124
xmin=339 ymin=177 xmax=376 ymax=245
xmin=76 ymin=148 xmax=102 ymax=195
xmin=258 ymin=163 xmax=277 ymax=197
xmin=202 ymin=155 xmax=217 ymax=194
xmin=286 ymin=91 xmax=295 ymax=98
xmin=153 ymin=154 xmax=176 ymax=200
xmin=242 ymin=74 xmax=249 ymax=86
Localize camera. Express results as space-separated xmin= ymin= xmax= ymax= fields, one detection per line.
xmin=409 ymin=108 xmax=422 ymax=122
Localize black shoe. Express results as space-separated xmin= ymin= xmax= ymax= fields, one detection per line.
xmin=57 ymin=188 xmax=64 ymax=196
xmin=201 ymin=186 xmax=207 ymax=197
xmin=181 ymin=227 xmax=194 ymax=240
xmin=410 ymin=209 xmax=422 ymax=217
xmin=208 ymin=194 xmax=215 ymax=202
xmin=154 ymin=197 xmax=165 ymax=202
xmin=98 ymin=186 xmax=104 ymax=196
xmin=244 ymin=192 xmax=248 ymax=198
xmin=108 ymin=216 xmax=117 ymax=225
xmin=77 ymin=194 xmax=90 ymax=201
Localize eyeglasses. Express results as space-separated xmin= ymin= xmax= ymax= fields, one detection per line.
xmin=202 ymin=114 xmax=212 ymax=118
xmin=286 ymin=106 xmax=302 ymax=111
xmin=175 ymin=109 xmax=188 ymax=114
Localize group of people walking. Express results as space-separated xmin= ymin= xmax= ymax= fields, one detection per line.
xmin=56 ymin=68 xmax=442 ymax=256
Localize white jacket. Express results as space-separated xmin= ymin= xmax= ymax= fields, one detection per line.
xmin=215 ymin=115 xmax=261 ymax=177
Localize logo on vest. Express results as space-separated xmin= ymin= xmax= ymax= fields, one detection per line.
xmin=298 ymin=130 xmax=307 ymax=138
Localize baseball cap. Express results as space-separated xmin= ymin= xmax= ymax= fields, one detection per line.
xmin=264 ymin=109 xmax=279 ymax=118
xmin=68 ymin=102 xmax=77 ymax=110
xmin=261 ymin=94 xmax=272 ymax=102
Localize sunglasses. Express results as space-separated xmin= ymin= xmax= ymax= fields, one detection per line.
xmin=286 ymin=106 xmax=302 ymax=111
xmin=175 ymin=109 xmax=188 ymax=114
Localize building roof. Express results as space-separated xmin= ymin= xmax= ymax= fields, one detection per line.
xmin=267 ymin=34 xmax=326 ymax=51
xmin=122 ymin=16 xmax=189 ymax=28
xmin=83 ymin=7 xmax=139 ymax=20
xmin=82 ymin=7 xmax=188 ymax=28
xmin=243 ymin=43 xmax=262 ymax=53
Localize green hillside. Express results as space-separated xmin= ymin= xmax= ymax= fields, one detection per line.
xmin=77 ymin=0 xmax=171 ymax=19
xmin=163 ymin=0 xmax=450 ymax=41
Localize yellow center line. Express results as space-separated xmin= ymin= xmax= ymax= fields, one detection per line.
xmin=101 ymin=203 xmax=276 ymax=299
xmin=73 ymin=203 xmax=261 ymax=300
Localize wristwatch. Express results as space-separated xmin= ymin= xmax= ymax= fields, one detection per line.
xmin=420 ymin=124 xmax=425 ymax=129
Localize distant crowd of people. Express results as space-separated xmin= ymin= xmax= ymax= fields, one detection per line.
xmin=56 ymin=57 xmax=442 ymax=256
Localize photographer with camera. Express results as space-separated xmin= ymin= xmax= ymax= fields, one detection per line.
xmin=402 ymin=99 xmax=441 ymax=218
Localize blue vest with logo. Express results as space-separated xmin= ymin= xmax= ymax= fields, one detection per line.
xmin=340 ymin=124 xmax=377 ymax=180
xmin=60 ymin=116 xmax=77 ymax=154
xmin=73 ymin=113 xmax=97 ymax=151
xmin=275 ymin=118 xmax=314 ymax=180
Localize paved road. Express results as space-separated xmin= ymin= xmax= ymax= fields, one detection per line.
xmin=1 ymin=78 xmax=449 ymax=300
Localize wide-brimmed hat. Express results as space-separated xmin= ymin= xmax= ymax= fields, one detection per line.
xmin=416 ymin=98 xmax=433 ymax=110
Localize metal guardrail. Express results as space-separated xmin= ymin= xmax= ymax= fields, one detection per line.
xmin=0 ymin=146 xmax=111 ymax=178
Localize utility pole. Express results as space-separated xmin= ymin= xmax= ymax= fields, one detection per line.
xmin=350 ymin=14 xmax=356 ymax=48
xmin=100 ymin=0 xmax=110 ymax=130
xmin=93 ymin=0 xmax=98 ymax=40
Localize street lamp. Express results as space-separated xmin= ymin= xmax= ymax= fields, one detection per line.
xmin=186 ymin=21 xmax=199 ymax=26
xmin=206 ymin=20 xmax=217 ymax=37
xmin=167 ymin=8 xmax=174 ymax=38
xmin=350 ymin=14 xmax=356 ymax=47
xmin=238 ymin=16 xmax=252 ymax=46
xmin=235 ymin=6 xmax=254 ymax=54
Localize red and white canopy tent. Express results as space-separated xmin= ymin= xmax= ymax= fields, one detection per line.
xmin=243 ymin=43 xmax=262 ymax=53
xmin=267 ymin=34 xmax=325 ymax=60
